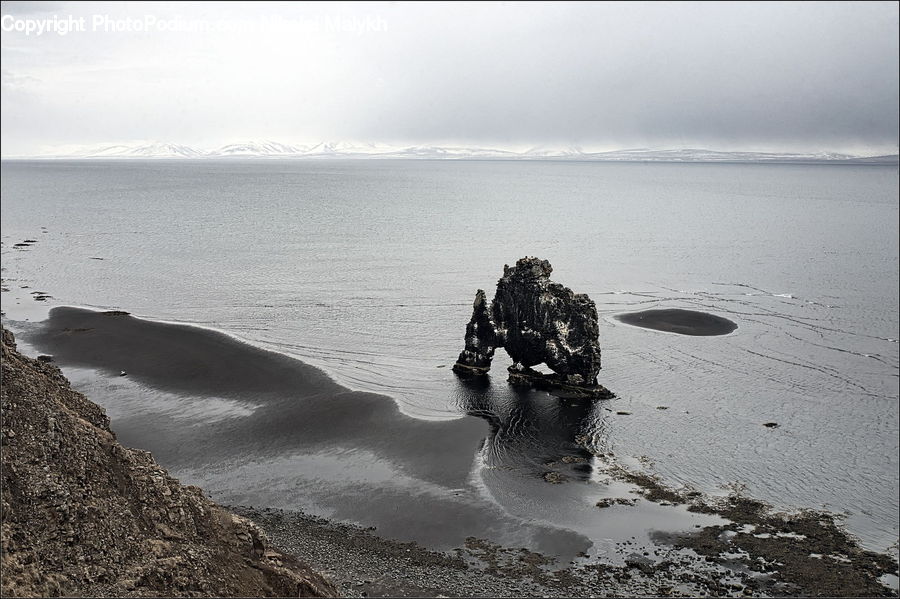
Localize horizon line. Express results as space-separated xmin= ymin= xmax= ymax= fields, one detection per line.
xmin=2 ymin=140 xmax=898 ymax=162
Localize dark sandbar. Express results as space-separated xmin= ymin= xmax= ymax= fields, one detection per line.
xmin=25 ymin=307 xmax=486 ymax=486
xmin=615 ymin=308 xmax=737 ymax=336
xmin=23 ymin=307 xmax=593 ymax=556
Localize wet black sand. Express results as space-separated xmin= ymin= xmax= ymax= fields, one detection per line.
xmin=19 ymin=306 xmax=899 ymax=597
xmin=615 ymin=308 xmax=738 ymax=336
xmin=25 ymin=307 xmax=488 ymax=486
xmin=22 ymin=306 xmax=594 ymax=556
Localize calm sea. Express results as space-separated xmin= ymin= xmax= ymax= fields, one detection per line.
xmin=2 ymin=159 xmax=898 ymax=555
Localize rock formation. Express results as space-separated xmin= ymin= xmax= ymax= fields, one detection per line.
xmin=453 ymin=257 xmax=612 ymax=398
xmin=453 ymin=289 xmax=497 ymax=374
xmin=0 ymin=327 xmax=336 ymax=598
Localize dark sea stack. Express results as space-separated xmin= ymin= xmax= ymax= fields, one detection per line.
xmin=453 ymin=257 xmax=612 ymax=399
xmin=452 ymin=289 xmax=497 ymax=375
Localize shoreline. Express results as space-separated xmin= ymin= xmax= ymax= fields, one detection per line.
xmin=3 ymin=305 xmax=897 ymax=595
xmin=230 ymin=482 xmax=900 ymax=597
xmin=0 ymin=327 xmax=337 ymax=597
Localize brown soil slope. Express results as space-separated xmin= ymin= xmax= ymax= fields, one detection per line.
xmin=0 ymin=328 xmax=336 ymax=598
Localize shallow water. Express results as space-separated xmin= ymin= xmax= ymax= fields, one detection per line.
xmin=2 ymin=159 xmax=897 ymax=555
xmin=12 ymin=306 xmax=725 ymax=561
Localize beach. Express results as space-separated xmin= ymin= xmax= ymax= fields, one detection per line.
xmin=2 ymin=158 xmax=898 ymax=596
xmin=2 ymin=2 xmax=898 ymax=595
xmin=7 ymin=305 xmax=897 ymax=597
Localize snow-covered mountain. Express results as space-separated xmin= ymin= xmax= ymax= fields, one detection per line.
xmin=22 ymin=141 xmax=899 ymax=163
xmin=297 ymin=141 xmax=399 ymax=156
xmin=522 ymin=145 xmax=588 ymax=158
xmin=69 ymin=142 xmax=204 ymax=159
xmin=576 ymin=148 xmax=861 ymax=162
xmin=214 ymin=141 xmax=305 ymax=156
xmin=394 ymin=145 xmax=520 ymax=159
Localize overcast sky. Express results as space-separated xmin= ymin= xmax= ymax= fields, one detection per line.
xmin=1 ymin=1 xmax=898 ymax=155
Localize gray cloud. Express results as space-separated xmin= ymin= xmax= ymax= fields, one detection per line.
xmin=1 ymin=1 xmax=897 ymax=155
xmin=0 ymin=1 xmax=65 ymax=16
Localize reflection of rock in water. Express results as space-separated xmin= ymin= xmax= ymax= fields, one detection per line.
xmin=455 ymin=376 xmax=609 ymax=482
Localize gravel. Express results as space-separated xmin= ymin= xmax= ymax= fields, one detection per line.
xmin=231 ymin=505 xmax=762 ymax=598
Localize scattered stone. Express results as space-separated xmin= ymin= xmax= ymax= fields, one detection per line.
xmin=596 ymin=497 xmax=638 ymax=508
xmin=573 ymin=433 xmax=899 ymax=598
xmin=542 ymin=472 xmax=568 ymax=484
xmin=674 ymin=494 xmax=899 ymax=597
xmin=624 ymin=553 xmax=656 ymax=575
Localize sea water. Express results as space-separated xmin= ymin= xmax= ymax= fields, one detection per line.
xmin=2 ymin=159 xmax=897 ymax=555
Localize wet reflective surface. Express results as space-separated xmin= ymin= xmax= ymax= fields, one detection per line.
xmin=615 ymin=308 xmax=738 ymax=335
xmin=14 ymin=307 xmax=724 ymax=560
xmin=2 ymin=159 xmax=897 ymax=555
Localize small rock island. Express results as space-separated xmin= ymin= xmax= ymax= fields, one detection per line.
xmin=453 ymin=257 xmax=613 ymax=399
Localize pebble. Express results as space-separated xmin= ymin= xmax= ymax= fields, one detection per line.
xmin=230 ymin=505 xmax=756 ymax=598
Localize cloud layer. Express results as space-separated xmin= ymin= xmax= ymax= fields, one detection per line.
xmin=2 ymin=1 xmax=897 ymax=155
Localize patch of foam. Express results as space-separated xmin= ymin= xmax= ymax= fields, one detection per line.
xmin=775 ymin=531 xmax=807 ymax=540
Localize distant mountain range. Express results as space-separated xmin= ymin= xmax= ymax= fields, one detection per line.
xmin=11 ymin=141 xmax=900 ymax=163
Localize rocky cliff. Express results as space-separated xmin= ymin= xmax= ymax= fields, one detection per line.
xmin=0 ymin=328 xmax=336 ymax=598
xmin=453 ymin=258 xmax=612 ymax=398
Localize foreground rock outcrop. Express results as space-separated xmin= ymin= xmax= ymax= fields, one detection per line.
xmin=453 ymin=258 xmax=612 ymax=398
xmin=0 ymin=327 xmax=336 ymax=598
